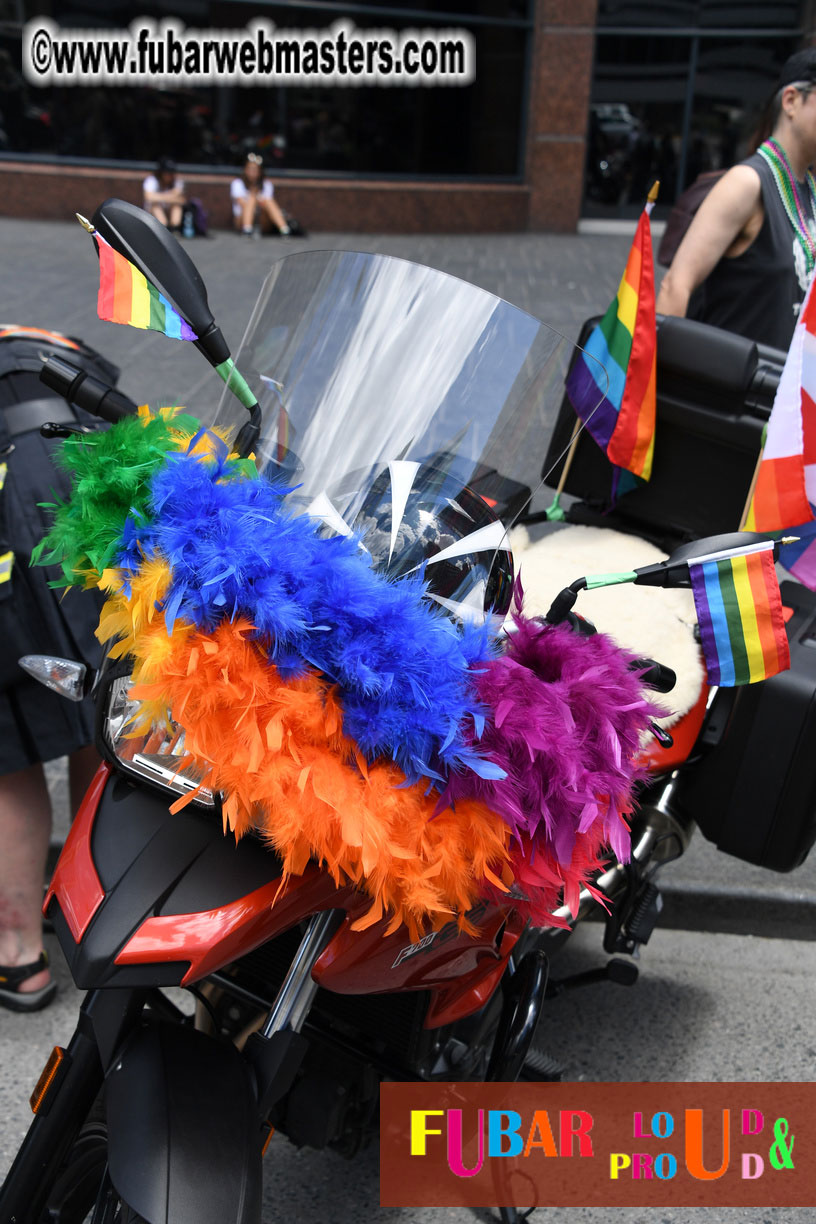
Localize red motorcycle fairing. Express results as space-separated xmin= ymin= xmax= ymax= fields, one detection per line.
xmin=637 ymin=679 xmax=710 ymax=774
xmin=44 ymin=762 xmax=108 ymax=941
xmin=46 ymin=764 xmax=523 ymax=1025
xmin=312 ymin=901 xmax=526 ymax=1028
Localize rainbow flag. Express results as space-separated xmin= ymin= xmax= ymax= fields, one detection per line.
xmin=566 ymin=190 xmax=657 ymax=482
xmin=689 ymin=542 xmax=790 ymax=686
xmin=94 ymin=233 xmax=197 ymax=342
xmin=744 ymin=272 xmax=816 ymax=587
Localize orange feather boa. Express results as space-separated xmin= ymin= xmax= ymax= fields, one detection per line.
xmin=115 ymin=609 xmax=512 ymax=939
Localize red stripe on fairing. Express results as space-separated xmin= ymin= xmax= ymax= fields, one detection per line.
xmin=637 ymin=674 xmax=709 ymax=773
xmin=43 ymin=764 xmax=110 ymax=940
xmin=114 ymin=865 xmax=350 ymax=985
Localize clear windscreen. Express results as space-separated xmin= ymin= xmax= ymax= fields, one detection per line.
xmin=212 ymin=251 xmax=606 ymax=620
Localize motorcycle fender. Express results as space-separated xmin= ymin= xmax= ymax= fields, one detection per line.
xmin=105 ymin=1020 xmax=262 ymax=1224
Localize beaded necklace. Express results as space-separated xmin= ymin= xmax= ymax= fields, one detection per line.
xmin=757 ymin=138 xmax=816 ymax=274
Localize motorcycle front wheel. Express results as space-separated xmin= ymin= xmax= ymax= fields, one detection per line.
xmin=39 ymin=1100 xmax=143 ymax=1224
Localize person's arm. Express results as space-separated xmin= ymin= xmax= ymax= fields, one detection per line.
xmin=656 ymin=164 xmax=763 ymax=318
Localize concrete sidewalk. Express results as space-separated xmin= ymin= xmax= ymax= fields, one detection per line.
xmin=5 ymin=214 xmax=816 ymax=942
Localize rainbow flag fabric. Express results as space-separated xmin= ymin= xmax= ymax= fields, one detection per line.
xmin=566 ymin=195 xmax=657 ymax=482
xmin=689 ymin=542 xmax=790 ymax=686
xmin=95 ymin=234 xmax=197 ymax=342
xmin=744 ymin=271 xmax=816 ymax=587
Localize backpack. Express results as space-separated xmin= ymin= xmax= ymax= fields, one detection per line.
xmin=182 ymin=198 xmax=209 ymax=238
xmin=658 ymin=169 xmax=727 ymax=267
xmin=0 ymin=328 xmax=118 ymax=690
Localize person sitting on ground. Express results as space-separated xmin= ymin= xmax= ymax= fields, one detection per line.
xmin=143 ymin=156 xmax=186 ymax=231
xmin=230 ymin=153 xmax=290 ymax=236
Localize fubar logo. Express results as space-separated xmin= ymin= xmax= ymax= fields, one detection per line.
xmin=380 ymin=1083 xmax=812 ymax=1209
xmin=411 ymin=1107 xmax=594 ymax=1175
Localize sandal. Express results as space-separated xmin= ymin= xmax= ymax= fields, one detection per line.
xmin=0 ymin=951 xmax=58 ymax=1013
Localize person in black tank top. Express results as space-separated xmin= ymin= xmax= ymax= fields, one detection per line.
xmin=657 ymin=48 xmax=816 ymax=351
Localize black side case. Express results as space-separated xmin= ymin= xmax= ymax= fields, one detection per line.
xmin=535 ymin=316 xmax=816 ymax=872
xmin=0 ymin=329 xmax=120 ymax=691
xmin=673 ymin=583 xmax=816 ymax=871
xmin=538 ymin=315 xmax=782 ymax=548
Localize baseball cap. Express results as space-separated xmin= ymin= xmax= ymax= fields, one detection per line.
xmin=777 ymin=48 xmax=816 ymax=91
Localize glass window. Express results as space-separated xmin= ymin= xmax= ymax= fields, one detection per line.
xmin=698 ymin=1 xmax=802 ymax=29
xmin=598 ymin=0 xmax=801 ymax=28
xmin=597 ymin=2 xmax=698 ymax=29
xmin=586 ymin=35 xmax=691 ymax=214
xmin=688 ymin=36 xmax=798 ymax=169
xmin=2 ymin=1 xmax=529 ymax=176
xmin=586 ymin=0 xmax=804 ymax=219
xmin=296 ymin=0 xmax=531 ymax=15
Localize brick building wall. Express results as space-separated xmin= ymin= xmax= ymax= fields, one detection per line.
xmin=0 ymin=161 xmax=532 ymax=232
xmin=525 ymin=0 xmax=597 ymax=232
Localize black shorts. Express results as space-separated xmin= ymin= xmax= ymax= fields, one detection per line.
xmin=0 ymin=428 xmax=103 ymax=775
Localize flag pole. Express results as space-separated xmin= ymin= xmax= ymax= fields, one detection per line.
xmin=543 ymin=418 xmax=582 ymax=521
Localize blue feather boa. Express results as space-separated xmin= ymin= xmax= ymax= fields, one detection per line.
xmin=115 ymin=438 xmax=504 ymax=787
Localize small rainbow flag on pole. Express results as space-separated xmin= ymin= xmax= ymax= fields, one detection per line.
xmin=689 ymin=541 xmax=790 ymax=686
xmin=566 ymin=183 xmax=658 ymax=485
xmin=78 ymin=217 xmax=197 ymax=342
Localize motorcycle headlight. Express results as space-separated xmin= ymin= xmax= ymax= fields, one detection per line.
xmin=103 ymin=674 xmax=216 ymax=807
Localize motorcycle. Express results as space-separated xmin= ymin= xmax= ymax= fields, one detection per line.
xmin=0 ymin=202 xmax=797 ymax=1224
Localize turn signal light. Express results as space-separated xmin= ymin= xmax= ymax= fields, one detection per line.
xmin=30 ymin=1046 xmax=67 ymax=1115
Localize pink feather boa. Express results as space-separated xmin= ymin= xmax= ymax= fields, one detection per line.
xmin=445 ymin=596 xmax=664 ymax=925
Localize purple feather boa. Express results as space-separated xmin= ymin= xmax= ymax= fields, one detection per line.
xmin=444 ymin=599 xmax=664 ymax=867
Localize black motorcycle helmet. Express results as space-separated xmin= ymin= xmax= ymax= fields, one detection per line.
xmin=343 ymin=459 xmax=515 ymax=622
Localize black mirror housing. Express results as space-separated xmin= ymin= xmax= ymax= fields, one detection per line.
xmin=91 ymin=198 xmax=229 ymax=368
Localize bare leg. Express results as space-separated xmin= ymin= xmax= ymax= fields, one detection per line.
xmin=148 ymin=203 xmax=169 ymax=227
xmin=259 ymin=196 xmax=290 ymax=234
xmin=0 ymin=764 xmax=52 ymax=992
xmin=240 ymin=196 xmax=257 ymax=232
xmin=168 ymin=203 xmax=183 ymax=229
xmin=0 ymin=746 xmax=100 ymax=995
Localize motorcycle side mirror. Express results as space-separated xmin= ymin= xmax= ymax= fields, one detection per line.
xmin=90 ymin=198 xmax=261 ymax=456
xmin=92 ymin=198 xmax=227 ymax=367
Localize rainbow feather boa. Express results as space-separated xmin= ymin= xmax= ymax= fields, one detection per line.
xmin=36 ymin=410 xmax=659 ymax=936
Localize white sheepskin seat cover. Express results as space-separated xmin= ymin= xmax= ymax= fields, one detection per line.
xmin=510 ymin=524 xmax=705 ymax=725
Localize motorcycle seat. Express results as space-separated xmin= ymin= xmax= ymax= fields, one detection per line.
xmin=509 ymin=523 xmax=705 ymax=726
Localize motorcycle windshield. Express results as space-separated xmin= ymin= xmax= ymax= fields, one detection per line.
xmin=211 ymin=250 xmax=606 ymax=621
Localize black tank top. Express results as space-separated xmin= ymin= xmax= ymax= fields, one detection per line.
xmin=688 ymin=150 xmax=816 ymax=350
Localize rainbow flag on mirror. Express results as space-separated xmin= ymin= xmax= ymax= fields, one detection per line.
xmin=566 ymin=187 xmax=657 ymax=483
xmin=689 ymin=541 xmax=790 ymax=686
xmin=94 ymin=232 xmax=197 ymax=342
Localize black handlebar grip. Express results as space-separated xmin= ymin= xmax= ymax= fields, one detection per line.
xmin=630 ymin=657 xmax=677 ymax=694
xmin=40 ymin=354 xmax=137 ymax=424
